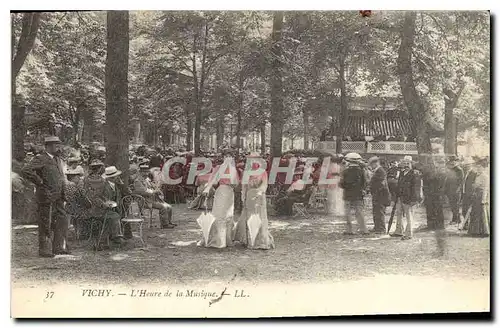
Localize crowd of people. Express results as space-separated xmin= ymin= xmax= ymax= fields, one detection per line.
xmin=14 ymin=136 xmax=490 ymax=258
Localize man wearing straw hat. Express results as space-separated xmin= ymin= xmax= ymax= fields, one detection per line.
xmin=392 ymin=156 xmax=423 ymax=240
xmin=22 ymin=136 xmax=68 ymax=257
xmin=340 ymin=152 xmax=368 ymax=235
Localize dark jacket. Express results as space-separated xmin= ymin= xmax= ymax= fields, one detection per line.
xmin=463 ymin=169 xmax=478 ymax=197
xmin=104 ymin=181 xmax=126 ymax=217
xmin=22 ymin=152 xmax=66 ymax=203
xmin=370 ymin=166 xmax=391 ymax=206
xmin=445 ymin=165 xmax=464 ymax=195
xmin=340 ymin=165 xmax=367 ymax=201
xmin=397 ymin=169 xmax=423 ymax=205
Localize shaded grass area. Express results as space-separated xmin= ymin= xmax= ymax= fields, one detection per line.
xmin=12 ymin=203 xmax=490 ymax=287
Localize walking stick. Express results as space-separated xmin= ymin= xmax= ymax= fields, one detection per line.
xmin=386 ymin=196 xmax=399 ymax=234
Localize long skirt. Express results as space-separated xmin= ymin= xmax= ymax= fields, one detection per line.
xmin=200 ymin=185 xmax=234 ymax=248
xmin=233 ymin=188 xmax=274 ymax=250
xmin=468 ymin=194 xmax=490 ymax=237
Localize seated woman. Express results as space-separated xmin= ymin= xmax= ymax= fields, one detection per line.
xmin=275 ymin=166 xmax=313 ymax=216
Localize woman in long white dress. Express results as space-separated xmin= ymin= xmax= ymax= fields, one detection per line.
xmin=198 ymin=158 xmax=239 ymax=248
xmin=233 ymin=158 xmax=274 ymax=250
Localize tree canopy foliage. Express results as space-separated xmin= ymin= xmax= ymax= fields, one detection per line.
xmin=12 ymin=10 xmax=490 ymax=159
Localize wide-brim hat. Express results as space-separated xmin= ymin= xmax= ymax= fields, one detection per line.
xmin=89 ymin=160 xmax=105 ymax=167
xmin=368 ymin=156 xmax=380 ymax=164
xmin=345 ymin=152 xmax=362 ymax=161
xmin=65 ymin=166 xmax=84 ymax=176
xmin=44 ymin=136 xmax=61 ymax=144
xmin=68 ymin=156 xmax=80 ymax=163
xmin=447 ymin=155 xmax=459 ymax=163
xmin=104 ymin=166 xmax=122 ymax=178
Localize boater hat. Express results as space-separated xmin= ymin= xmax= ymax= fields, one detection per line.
xmin=44 ymin=136 xmax=61 ymax=144
xmin=104 ymin=166 xmax=122 ymax=178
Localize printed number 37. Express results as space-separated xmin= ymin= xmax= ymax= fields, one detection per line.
xmin=45 ymin=292 xmax=54 ymax=300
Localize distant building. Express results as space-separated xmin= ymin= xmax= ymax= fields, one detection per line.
xmin=317 ymin=96 xmax=446 ymax=157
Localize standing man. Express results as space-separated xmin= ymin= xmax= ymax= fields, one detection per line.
xmin=134 ymin=165 xmax=175 ymax=229
xmin=461 ymin=157 xmax=477 ymax=226
xmin=340 ymin=153 xmax=368 ymax=235
xmin=386 ymin=160 xmax=400 ymax=201
xmin=22 ymin=136 xmax=68 ymax=257
xmin=368 ymin=156 xmax=391 ymax=234
xmin=444 ymin=155 xmax=464 ymax=224
xmin=392 ymin=156 xmax=423 ymax=240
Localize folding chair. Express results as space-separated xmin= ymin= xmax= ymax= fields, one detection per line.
xmin=121 ymin=194 xmax=147 ymax=247
xmin=292 ymin=188 xmax=315 ymax=220
xmin=311 ymin=187 xmax=329 ymax=213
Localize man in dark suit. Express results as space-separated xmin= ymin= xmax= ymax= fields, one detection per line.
xmin=340 ymin=153 xmax=368 ymax=235
xmin=445 ymin=155 xmax=464 ymax=224
xmin=461 ymin=157 xmax=477 ymax=224
xmin=392 ymin=156 xmax=423 ymax=240
xmin=22 ymin=136 xmax=68 ymax=257
xmin=386 ymin=160 xmax=400 ymax=201
xmin=368 ymin=157 xmax=391 ymax=234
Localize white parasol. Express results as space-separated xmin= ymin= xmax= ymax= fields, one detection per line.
xmin=197 ymin=211 xmax=216 ymax=246
xmin=247 ymin=214 xmax=262 ymax=248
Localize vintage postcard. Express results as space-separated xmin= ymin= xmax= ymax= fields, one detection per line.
xmin=11 ymin=10 xmax=490 ymax=318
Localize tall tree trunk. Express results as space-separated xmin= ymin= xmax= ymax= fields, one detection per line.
xmin=194 ymin=98 xmax=202 ymax=154
xmin=336 ymin=57 xmax=348 ymax=154
xmin=260 ymin=123 xmax=266 ymax=155
xmin=443 ymin=85 xmax=464 ymax=155
xmin=216 ymin=116 xmax=224 ymax=149
xmin=270 ymin=12 xmax=285 ymax=157
xmin=397 ymin=12 xmax=432 ymax=156
xmin=303 ymin=107 xmax=309 ymax=150
xmin=236 ymin=72 xmax=244 ymax=153
xmin=186 ymin=114 xmax=192 ymax=151
xmin=105 ymin=10 xmax=129 ymax=186
xmin=82 ymin=107 xmax=95 ymax=143
xmin=11 ymin=13 xmax=41 ymax=162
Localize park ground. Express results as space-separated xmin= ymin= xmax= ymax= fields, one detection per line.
xmin=11 ymin=201 xmax=490 ymax=315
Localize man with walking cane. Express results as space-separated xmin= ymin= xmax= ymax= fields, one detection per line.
xmin=388 ymin=156 xmax=423 ymax=240
xmin=22 ymin=136 xmax=68 ymax=257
